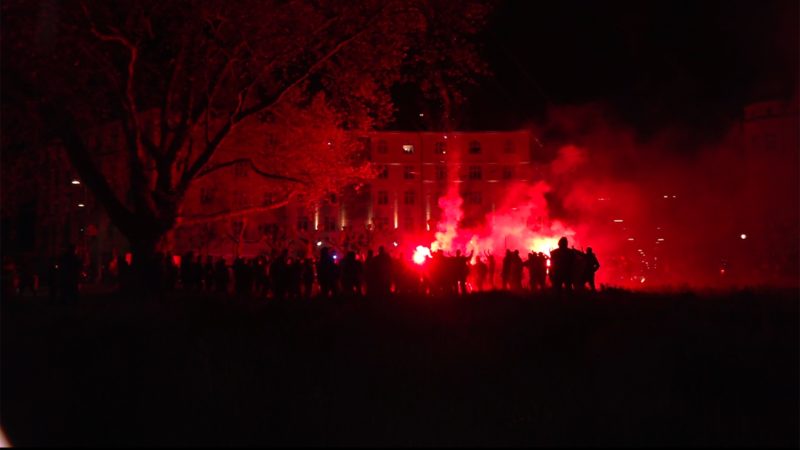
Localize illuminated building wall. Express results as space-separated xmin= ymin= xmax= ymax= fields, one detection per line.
xmin=177 ymin=130 xmax=538 ymax=257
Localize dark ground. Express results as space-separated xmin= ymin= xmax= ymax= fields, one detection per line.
xmin=2 ymin=289 xmax=798 ymax=446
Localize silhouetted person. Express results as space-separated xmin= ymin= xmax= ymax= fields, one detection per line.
xmin=453 ymin=250 xmax=472 ymax=295
xmin=58 ymin=244 xmax=81 ymax=304
xmin=536 ymin=252 xmax=548 ymax=291
xmin=164 ymin=253 xmax=178 ymax=291
xmin=317 ymin=247 xmax=338 ymax=298
xmin=271 ymin=250 xmax=289 ymax=300
xmin=473 ymin=256 xmax=488 ymax=291
xmin=47 ymin=256 xmax=59 ymax=303
xmin=301 ymin=258 xmax=315 ymax=298
xmin=193 ymin=255 xmax=204 ymax=290
xmin=525 ymin=252 xmax=537 ymax=292
xmin=287 ymin=258 xmax=303 ymax=300
xmin=214 ymin=257 xmax=229 ymax=294
xmin=584 ymin=247 xmax=601 ymax=291
xmin=233 ymin=257 xmax=248 ymax=297
xmin=510 ymin=250 xmax=523 ymax=291
xmin=340 ymin=251 xmax=362 ymax=296
xmin=204 ymin=256 xmax=215 ymax=291
xmin=550 ymin=237 xmax=575 ymax=294
xmin=486 ymin=252 xmax=496 ymax=289
xmin=501 ymin=249 xmax=512 ymax=290
xmin=364 ymin=249 xmax=377 ymax=296
xmin=181 ymin=251 xmax=194 ymax=289
xmin=253 ymin=256 xmax=268 ymax=296
xmin=373 ymin=246 xmax=393 ymax=297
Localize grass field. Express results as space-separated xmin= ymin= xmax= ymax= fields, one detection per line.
xmin=2 ymin=289 xmax=798 ymax=446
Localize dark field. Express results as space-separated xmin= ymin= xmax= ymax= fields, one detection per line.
xmin=2 ymin=289 xmax=798 ymax=446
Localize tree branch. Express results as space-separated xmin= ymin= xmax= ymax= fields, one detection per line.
xmin=194 ymin=158 xmax=307 ymax=184
xmin=176 ymin=199 xmax=291 ymax=227
xmin=40 ymin=104 xmax=138 ymax=238
xmin=177 ymin=9 xmax=385 ymax=193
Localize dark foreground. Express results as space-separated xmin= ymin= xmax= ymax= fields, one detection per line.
xmin=2 ymin=289 xmax=798 ymax=446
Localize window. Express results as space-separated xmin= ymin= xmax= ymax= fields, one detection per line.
xmin=502 ymin=166 xmax=513 ymax=180
xmin=468 ymin=166 xmax=482 ymax=180
xmin=324 ymin=216 xmax=337 ymax=231
xmin=200 ymin=187 xmax=214 ymax=205
xmin=404 ymin=190 xmax=416 ymax=205
xmin=504 ymin=140 xmax=515 ymax=153
xmin=234 ymin=161 xmax=248 ymax=177
xmin=377 ymin=140 xmax=387 ymax=154
xmin=404 ymin=166 xmax=415 ymax=179
xmin=297 ymin=216 xmax=309 ymax=231
xmin=377 ymin=190 xmax=389 ymax=205
xmin=469 ymin=140 xmax=481 ymax=154
xmin=376 ymin=165 xmax=389 ymax=179
xmin=466 ymin=191 xmax=482 ymax=205
xmin=402 ymin=144 xmax=415 ymax=154
xmin=436 ymin=166 xmax=447 ymax=180
xmin=330 ymin=193 xmax=337 ymax=204
xmin=435 ymin=142 xmax=447 ymax=155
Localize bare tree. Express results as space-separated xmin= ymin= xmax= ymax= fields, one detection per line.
xmin=2 ymin=0 xmax=489 ymax=272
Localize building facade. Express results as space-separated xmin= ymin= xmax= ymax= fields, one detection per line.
xmin=176 ymin=130 xmax=538 ymax=257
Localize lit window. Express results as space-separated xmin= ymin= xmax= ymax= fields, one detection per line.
xmin=404 ymin=190 xmax=416 ymax=205
xmin=435 ymin=142 xmax=447 ymax=155
xmin=403 ymin=144 xmax=415 ymax=154
xmin=377 ymin=190 xmax=389 ymax=205
xmin=469 ymin=140 xmax=481 ymax=154
xmin=404 ymin=166 xmax=415 ymax=179
xmin=468 ymin=166 xmax=482 ymax=180
xmin=377 ymin=140 xmax=387 ymax=154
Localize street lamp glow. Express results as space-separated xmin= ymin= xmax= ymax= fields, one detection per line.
xmin=316 ymin=241 xmax=323 ymax=247
xmin=613 ymin=219 xmax=624 ymax=223
xmin=740 ymin=233 xmax=747 ymax=240
xmin=71 ymin=179 xmax=81 ymax=185
xmin=77 ymin=203 xmax=85 ymax=208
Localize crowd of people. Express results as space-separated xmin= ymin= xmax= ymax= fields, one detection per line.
xmin=5 ymin=237 xmax=601 ymax=302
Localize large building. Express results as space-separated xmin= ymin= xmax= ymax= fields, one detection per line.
xmin=175 ymin=130 xmax=539 ymax=257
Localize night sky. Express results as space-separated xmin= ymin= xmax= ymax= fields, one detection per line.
xmin=397 ymin=0 xmax=799 ymax=142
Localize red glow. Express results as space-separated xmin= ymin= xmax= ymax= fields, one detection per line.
xmin=413 ymin=246 xmax=431 ymax=265
xmin=427 ymin=180 xmax=575 ymax=261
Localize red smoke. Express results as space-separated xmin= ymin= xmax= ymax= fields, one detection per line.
xmin=414 ymin=101 xmax=798 ymax=290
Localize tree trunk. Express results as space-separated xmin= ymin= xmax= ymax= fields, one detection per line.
xmin=128 ymin=234 xmax=161 ymax=295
